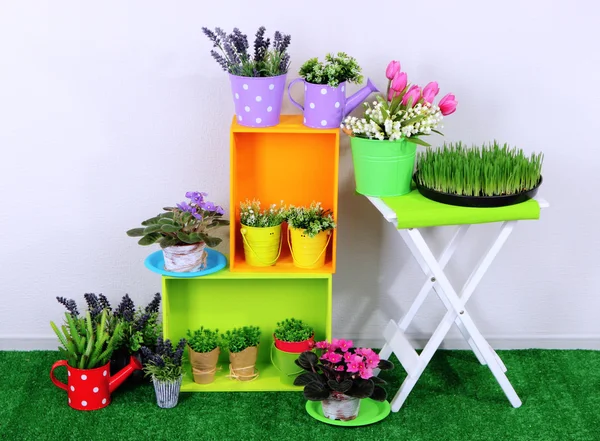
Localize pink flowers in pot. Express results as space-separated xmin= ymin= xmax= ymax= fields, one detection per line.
xmin=294 ymin=338 xmax=394 ymax=402
xmin=385 ymin=59 xmax=458 ymax=115
xmin=341 ymin=60 xmax=458 ymax=146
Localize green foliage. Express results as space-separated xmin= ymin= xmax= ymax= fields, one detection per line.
xmin=239 ymin=199 xmax=286 ymax=227
xmin=126 ymin=191 xmax=229 ymax=249
xmin=50 ymin=309 xmax=123 ymax=369
xmin=285 ymin=202 xmax=336 ymax=238
xmin=186 ymin=326 xmax=220 ymax=353
xmin=274 ymin=318 xmax=314 ymax=343
xmin=298 ymin=52 xmax=363 ymax=87
xmin=221 ymin=326 xmax=261 ymax=353
xmin=415 ymin=141 xmax=544 ymax=196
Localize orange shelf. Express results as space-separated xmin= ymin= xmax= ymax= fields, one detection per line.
xmin=229 ymin=114 xmax=340 ymax=273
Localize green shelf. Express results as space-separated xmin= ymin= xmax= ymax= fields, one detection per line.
xmin=161 ymin=265 xmax=332 ymax=392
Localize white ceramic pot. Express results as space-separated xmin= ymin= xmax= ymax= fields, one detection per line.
xmin=321 ymin=392 xmax=361 ymax=421
xmin=162 ymin=243 xmax=207 ymax=272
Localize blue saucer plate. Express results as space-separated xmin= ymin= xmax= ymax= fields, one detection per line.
xmin=144 ymin=249 xmax=227 ymax=278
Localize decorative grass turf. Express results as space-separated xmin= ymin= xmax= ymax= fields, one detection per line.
xmin=1 ymin=350 xmax=599 ymax=440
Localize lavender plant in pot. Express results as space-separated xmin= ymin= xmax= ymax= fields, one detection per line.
xmin=202 ymin=26 xmax=291 ymax=128
xmin=126 ymin=191 xmax=229 ymax=273
xmin=140 ymin=336 xmax=186 ymax=409
xmin=294 ymin=339 xmax=394 ymax=422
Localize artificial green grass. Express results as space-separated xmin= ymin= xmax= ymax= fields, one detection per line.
xmin=1 ymin=350 xmax=599 ymax=440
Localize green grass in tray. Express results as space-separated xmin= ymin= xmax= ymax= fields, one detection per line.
xmin=415 ymin=141 xmax=543 ymax=197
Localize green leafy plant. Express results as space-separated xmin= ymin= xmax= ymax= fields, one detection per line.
xmin=126 ymin=191 xmax=229 ymax=249
xmin=415 ymin=141 xmax=544 ymax=196
xmin=274 ymin=318 xmax=314 ymax=343
xmin=113 ymin=293 xmax=161 ymax=354
xmin=140 ymin=337 xmax=186 ymax=382
xmin=202 ymin=26 xmax=291 ymax=77
xmin=298 ymin=52 xmax=363 ymax=88
xmin=285 ymin=202 xmax=336 ymax=238
xmin=221 ymin=326 xmax=261 ymax=353
xmin=294 ymin=339 xmax=394 ymax=401
xmin=50 ymin=309 xmax=123 ymax=370
xmin=187 ymin=326 xmax=220 ymax=353
xmin=239 ymin=199 xmax=287 ymax=227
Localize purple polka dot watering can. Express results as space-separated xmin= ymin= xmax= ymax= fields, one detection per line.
xmin=229 ymin=73 xmax=287 ymax=128
xmin=287 ymin=78 xmax=379 ymax=129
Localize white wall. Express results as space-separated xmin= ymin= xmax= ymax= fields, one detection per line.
xmin=1 ymin=0 xmax=598 ymax=350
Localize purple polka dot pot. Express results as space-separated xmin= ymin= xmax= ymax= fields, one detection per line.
xmin=288 ymin=78 xmax=378 ymax=129
xmin=229 ymin=73 xmax=287 ymax=127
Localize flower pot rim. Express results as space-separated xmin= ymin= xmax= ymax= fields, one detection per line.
xmin=228 ymin=72 xmax=288 ymax=80
xmin=272 ymin=332 xmax=315 ymax=344
xmin=187 ymin=344 xmax=220 ymax=354
xmin=240 ymin=222 xmax=284 ymax=228
xmin=152 ymin=374 xmax=183 ymax=384
xmin=65 ymin=360 xmax=111 ymax=372
xmin=163 ymin=242 xmax=205 ymax=249
xmin=303 ymin=80 xmax=347 ymax=88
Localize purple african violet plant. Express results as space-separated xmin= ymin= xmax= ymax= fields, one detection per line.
xmin=126 ymin=191 xmax=230 ymax=249
xmin=202 ymin=26 xmax=291 ymax=77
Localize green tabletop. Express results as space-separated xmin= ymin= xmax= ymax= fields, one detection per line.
xmin=381 ymin=189 xmax=540 ymax=229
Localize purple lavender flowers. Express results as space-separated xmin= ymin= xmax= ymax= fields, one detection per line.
xmin=202 ymin=26 xmax=291 ymax=77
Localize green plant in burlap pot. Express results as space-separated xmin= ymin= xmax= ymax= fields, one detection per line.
xmin=221 ymin=326 xmax=261 ymax=382
xmin=186 ymin=326 xmax=220 ymax=385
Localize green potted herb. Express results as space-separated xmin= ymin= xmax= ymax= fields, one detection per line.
xmin=271 ymin=318 xmax=315 ymax=385
xmin=288 ymin=52 xmax=378 ymax=129
xmin=221 ymin=326 xmax=261 ymax=382
xmin=414 ymin=141 xmax=544 ymax=207
xmin=286 ymin=202 xmax=336 ymax=269
xmin=239 ymin=199 xmax=287 ymax=267
xmin=186 ymin=326 xmax=220 ymax=384
xmin=140 ymin=337 xmax=186 ymax=409
xmin=273 ymin=318 xmax=314 ymax=352
xmin=126 ymin=190 xmax=229 ymax=273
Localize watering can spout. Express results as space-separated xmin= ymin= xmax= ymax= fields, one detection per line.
xmin=344 ymin=78 xmax=379 ymax=117
xmin=109 ymin=355 xmax=143 ymax=393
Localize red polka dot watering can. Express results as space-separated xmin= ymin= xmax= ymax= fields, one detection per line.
xmin=50 ymin=356 xmax=143 ymax=410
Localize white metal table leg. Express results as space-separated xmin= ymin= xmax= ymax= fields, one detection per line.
xmin=405 ymin=224 xmax=522 ymax=409
xmin=377 ymin=225 xmax=470 ymax=365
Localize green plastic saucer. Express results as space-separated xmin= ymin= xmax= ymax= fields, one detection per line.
xmin=305 ymin=399 xmax=391 ymax=426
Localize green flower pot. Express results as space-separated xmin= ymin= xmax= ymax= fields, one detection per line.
xmin=349 ymin=136 xmax=417 ymax=197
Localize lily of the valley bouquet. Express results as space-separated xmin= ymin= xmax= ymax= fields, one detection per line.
xmin=341 ymin=60 xmax=458 ymax=146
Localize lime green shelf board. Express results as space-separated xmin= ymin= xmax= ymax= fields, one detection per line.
xmin=179 ymin=361 xmax=303 ymax=392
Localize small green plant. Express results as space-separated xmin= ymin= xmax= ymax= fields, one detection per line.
xmin=298 ymin=52 xmax=363 ymax=88
xmin=415 ymin=141 xmax=544 ymax=196
xmin=140 ymin=337 xmax=186 ymax=382
xmin=239 ymin=199 xmax=286 ymax=227
xmin=113 ymin=293 xmax=161 ymax=354
xmin=274 ymin=318 xmax=314 ymax=343
xmin=187 ymin=326 xmax=220 ymax=353
xmin=50 ymin=309 xmax=124 ymax=369
xmin=286 ymin=202 xmax=336 ymax=238
xmin=221 ymin=326 xmax=261 ymax=353
xmin=126 ymin=191 xmax=229 ymax=249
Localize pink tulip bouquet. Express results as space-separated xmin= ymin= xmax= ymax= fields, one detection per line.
xmin=341 ymin=60 xmax=458 ymax=147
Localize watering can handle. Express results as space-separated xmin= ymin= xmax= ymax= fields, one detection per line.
xmin=287 ymin=229 xmax=332 ymax=268
xmin=50 ymin=360 xmax=68 ymax=391
xmin=287 ymin=78 xmax=305 ymax=112
xmin=240 ymin=228 xmax=283 ymax=266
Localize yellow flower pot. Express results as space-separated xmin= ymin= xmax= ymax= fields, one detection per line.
xmin=240 ymin=224 xmax=282 ymax=267
xmin=288 ymin=227 xmax=331 ymax=269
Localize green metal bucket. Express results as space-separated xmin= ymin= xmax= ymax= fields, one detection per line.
xmin=350 ymin=136 xmax=417 ymax=197
xmin=270 ymin=344 xmax=304 ymax=385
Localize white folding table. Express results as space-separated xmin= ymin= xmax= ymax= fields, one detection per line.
xmin=367 ymin=195 xmax=549 ymax=412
